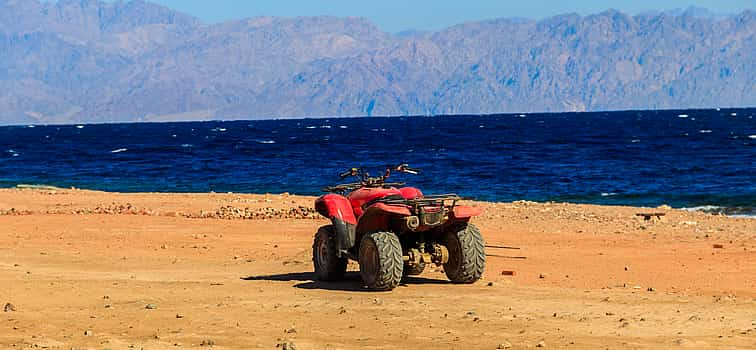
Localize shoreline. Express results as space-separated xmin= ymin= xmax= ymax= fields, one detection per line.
xmin=3 ymin=184 xmax=754 ymax=218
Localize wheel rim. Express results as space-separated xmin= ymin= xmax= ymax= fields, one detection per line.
xmin=315 ymin=237 xmax=329 ymax=270
xmin=444 ymin=234 xmax=461 ymax=273
xmin=360 ymin=239 xmax=379 ymax=284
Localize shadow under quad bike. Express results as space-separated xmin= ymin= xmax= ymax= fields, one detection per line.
xmin=313 ymin=164 xmax=486 ymax=290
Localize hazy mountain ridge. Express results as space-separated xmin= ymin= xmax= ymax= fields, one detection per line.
xmin=0 ymin=0 xmax=753 ymax=124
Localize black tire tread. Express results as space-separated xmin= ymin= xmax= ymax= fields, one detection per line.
xmin=312 ymin=225 xmax=348 ymax=281
xmin=360 ymin=231 xmax=403 ymax=290
xmin=444 ymin=223 xmax=486 ymax=283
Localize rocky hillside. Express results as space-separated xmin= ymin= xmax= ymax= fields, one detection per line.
xmin=0 ymin=0 xmax=753 ymax=124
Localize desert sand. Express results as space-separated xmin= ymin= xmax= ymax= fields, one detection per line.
xmin=1 ymin=188 xmax=754 ymax=349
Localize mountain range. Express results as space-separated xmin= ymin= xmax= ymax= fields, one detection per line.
xmin=0 ymin=0 xmax=754 ymax=125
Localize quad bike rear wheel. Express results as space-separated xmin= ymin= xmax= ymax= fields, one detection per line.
xmin=443 ymin=223 xmax=486 ymax=283
xmin=313 ymin=225 xmax=348 ymax=281
xmin=359 ymin=231 xmax=403 ymax=290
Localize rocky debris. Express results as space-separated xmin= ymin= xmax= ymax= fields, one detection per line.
xmin=83 ymin=330 xmax=93 ymax=336
xmin=285 ymin=327 xmax=297 ymax=334
xmin=539 ymin=273 xmax=547 ymax=279
xmin=4 ymin=303 xmax=16 ymax=312
xmin=497 ymin=341 xmax=513 ymax=349
xmin=276 ymin=340 xmax=297 ymax=350
xmin=199 ymin=205 xmax=319 ymax=220
xmin=712 ymin=244 xmax=724 ymax=249
xmin=176 ymin=313 xmax=184 ymax=319
xmin=4 ymin=202 xmax=320 ymax=221
xmin=501 ymin=270 xmax=516 ymax=276
xmin=145 ymin=303 xmax=157 ymax=310
xmin=0 ymin=208 xmax=33 ymax=216
xmin=200 ymin=339 xmax=215 ymax=346
xmin=536 ymin=340 xmax=546 ymax=347
xmin=487 ymin=281 xmax=496 ymax=287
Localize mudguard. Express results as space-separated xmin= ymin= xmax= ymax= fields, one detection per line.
xmin=315 ymin=194 xmax=357 ymax=254
xmin=452 ymin=205 xmax=483 ymax=220
xmin=355 ymin=203 xmax=412 ymax=241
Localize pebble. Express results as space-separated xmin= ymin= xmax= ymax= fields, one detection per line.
xmin=4 ymin=303 xmax=16 ymax=312
xmin=497 ymin=341 xmax=512 ymax=349
xmin=276 ymin=340 xmax=297 ymax=350
xmin=145 ymin=303 xmax=157 ymax=310
xmin=285 ymin=327 xmax=297 ymax=334
xmin=487 ymin=281 xmax=496 ymax=287
xmin=536 ymin=340 xmax=546 ymax=347
xmin=200 ymin=339 xmax=215 ymax=346
xmin=84 ymin=330 xmax=93 ymax=336
xmin=176 ymin=313 xmax=184 ymax=318
xmin=539 ymin=273 xmax=546 ymax=279
xmin=464 ymin=311 xmax=477 ymax=319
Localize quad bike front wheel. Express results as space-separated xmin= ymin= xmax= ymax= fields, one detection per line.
xmin=443 ymin=223 xmax=486 ymax=283
xmin=359 ymin=231 xmax=404 ymax=290
xmin=313 ymin=225 xmax=348 ymax=281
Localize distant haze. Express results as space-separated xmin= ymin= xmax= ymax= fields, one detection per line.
xmin=112 ymin=0 xmax=754 ymax=32
xmin=0 ymin=0 xmax=754 ymax=125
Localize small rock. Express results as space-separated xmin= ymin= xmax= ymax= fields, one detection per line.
xmin=658 ymin=204 xmax=672 ymax=210
xmin=464 ymin=311 xmax=478 ymax=318
xmin=372 ymin=298 xmax=382 ymax=305
xmin=200 ymin=339 xmax=215 ymax=346
xmin=501 ymin=270 xmax=516 ymax=276
xmin=145 ymin=303 xmax=157 ymax=310
xmin=647 ymin=287 xmax=656 ymax=292
xmin=276 ymin=340 xmax=297 ymax=350
xmin=285 ymin=327 xmax=297 ymax=334
xmin=3 ymin=303 xmax=16 ymax=312
xmin=536 ymin=340 xmax=546 ymax=347
xmin=487 ymin=281 xmax=496 ymax=287
xmin=84 ymin=330 xmax=93 ymax=336
xmin=712 ymin=244 xmax=724 ymax=249
xmin=497 ymin=341 xmax=513 ymax=349
xmin=538 ymin=273 xmax=546 ymax=279
xmin=175 ymin=313 xmax=184 ymax=319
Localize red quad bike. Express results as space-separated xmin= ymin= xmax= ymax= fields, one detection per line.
xmin=313 ymin=164 xmax=486 ymax=290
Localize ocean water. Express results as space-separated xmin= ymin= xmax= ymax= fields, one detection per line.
xmin=1 ymin=108 xmax=754 ymax=216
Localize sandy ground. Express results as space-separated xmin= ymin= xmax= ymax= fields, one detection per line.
xmin=1 ymin=188 xmax=755 ymax=349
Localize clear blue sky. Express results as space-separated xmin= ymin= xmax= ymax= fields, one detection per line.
xmin=143 ymin=0 xmax=753 ymax=32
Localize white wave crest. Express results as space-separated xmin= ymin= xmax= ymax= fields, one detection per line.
xmin=110 ymin=148 xmax=128 ymax=153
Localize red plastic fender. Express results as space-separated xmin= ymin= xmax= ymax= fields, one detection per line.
xmin=372 ymin=202 xmax=412 ymax=216
xmin=315 ymin=194 xmax=357 ymax=225
xmin=452 ymin=205 xmax=483 ymax=219
xmin=399 ymin=187 xmax=423 ymax=199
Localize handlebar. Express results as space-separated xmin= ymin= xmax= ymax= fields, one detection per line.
xmin=324 ymin=163 xmax=419 ymax=193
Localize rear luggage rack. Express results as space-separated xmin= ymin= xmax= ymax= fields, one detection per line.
xmin=378 ymin=194 xmax=461 ymax=207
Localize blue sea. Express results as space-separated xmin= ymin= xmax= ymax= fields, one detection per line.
xmin=1 ymin=108 xmax=754 ymax=216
